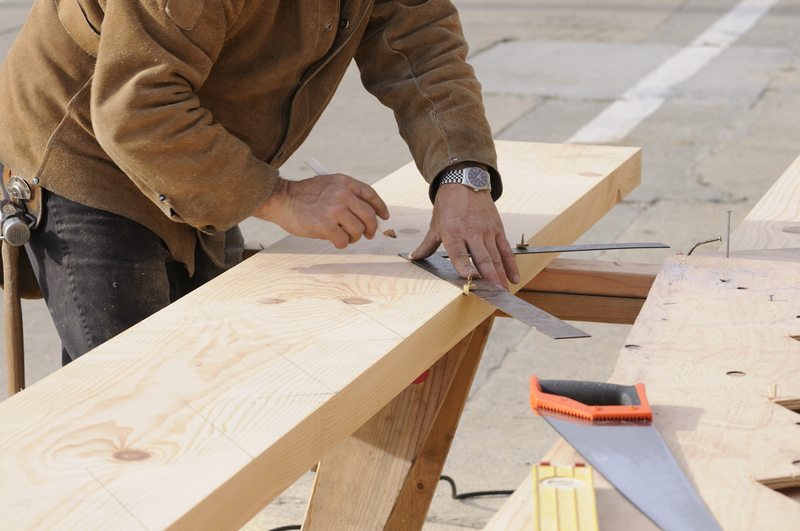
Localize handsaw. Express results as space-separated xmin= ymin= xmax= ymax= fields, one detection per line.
xmin=529 ymin=377 xmax=722 ymax=531
xmin=400 ymin=242 xmax=668 ymax=340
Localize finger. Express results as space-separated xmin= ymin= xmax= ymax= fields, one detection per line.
xmin=327 ymin=224 xmax=352 ymax=249
xmin=468 ymin=241 xmax=507 ymax=290
xmin=443 ymin=241 xmax=480 ymax=280
xmin=409 ymin=227 xmax=443 ymax=260
xmin=337 ymin=211 xmax=367 ymax=244
xmin=344 ymin=195 xmax=379 ymax=240
xmin=497 ymin=234 xmax=521 ymax=285
xmin=483 ymin=237 xmax=511 ymax=291
xmin=348 ymin=179 xmax=390 ymax=220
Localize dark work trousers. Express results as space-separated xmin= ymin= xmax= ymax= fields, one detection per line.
xmin=24 ymin=189 xmax=244 ymax=365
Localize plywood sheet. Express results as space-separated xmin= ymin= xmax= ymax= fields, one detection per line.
xmin=609 ymin=255 xmax=800 ymax=529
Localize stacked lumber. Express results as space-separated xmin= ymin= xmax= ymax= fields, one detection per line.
xmin=0 ymin=141 xmax=640 ymax=530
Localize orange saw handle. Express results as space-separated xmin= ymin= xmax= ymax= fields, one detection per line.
xmin=530 ymin=376 xmax=653 ymax=421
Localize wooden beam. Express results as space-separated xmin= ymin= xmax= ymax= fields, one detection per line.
xmin=302 ymin=318 xmax=494 ymax=530
xmin=253 ymin=255 xmax=662 ymax=324
xmin=491 ymin=259 xmax=660 ymax=324
xmin=383 ymin=317 xmax=494 ymax=530
xmin=0 ymin=141 xmax=640 ymax=530
xmin=497 ymin=292 xmax=645 ymax=325
xmin=609 ymin=255 xmax=800 ymax=528
xmin=487 ymin=256 xmax=800 ymax=530
xmin=523 ymin=258 xmax=659 ymax=298
xmin=486 ymin=153 xmax=800 ymax=530
xmin=727 ymin=154 xmax=800 ymax=252
xmin=302 ymin=330 xmax=472 ymax=529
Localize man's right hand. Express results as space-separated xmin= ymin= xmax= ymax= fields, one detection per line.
xmin=252 ymin=175 xmax=390 ymax=249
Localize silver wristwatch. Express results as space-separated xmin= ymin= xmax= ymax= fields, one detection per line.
xmin=438 ymin=167 xmax=492 ymax=192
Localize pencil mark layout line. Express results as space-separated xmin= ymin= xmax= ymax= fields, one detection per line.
xmin=340 ymin=297 xmax=407 ymax=340
xmin=84 ymin=468 xmax=149 ymax=530
xmin=567 ymin=0 xmax=780 ymax=145
xmin=184 ymin=401 xmax=258 ymax=460
xmin=273 ymin=346 xmax=339 ymax=395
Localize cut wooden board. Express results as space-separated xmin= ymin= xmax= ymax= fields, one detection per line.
xmin=302 ymin=318 xmax=494 ymax=531
xmin=506 ymin=292 xmax=646 ymax=324
xmin=610 ymin=255 xmax=800 ymax=528
xmin=727 ymin=154 xmax=800 ymax=252
xmin=487 ymin=153 xmax=800 ymax=531
xmin=487 ymin=256 xmax=800 ymax=531
xmin=0 ymin=141 xmax=640 ymax=530
xmin=523 ymin=258 xmax=659 ymax=299
xmin=503 ymin=259 xmax=659 ymax=324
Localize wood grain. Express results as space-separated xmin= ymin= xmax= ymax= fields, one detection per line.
xmin=492 ymin=259 xmax=660 ymax=324
xmin=302 ymin=318 xmax=495 ymax=531
xmin=0 ymin=141 xmax=640 ymax=530
xmin=303 ymin=332 xmax=471 ymax=530
xmin=523 ymin=258 xmax=659 ymax=298
xmin=486 ymin=153 xmax=800 ymax=530
xmin=727 ymin=154 xmax=800 ymax=252
xmin=384 ymin=318 xmax=495 ymax=530
xmin=504 ymin=292 xmax=646 ymax=324
xmin=609 ymin=255 xmax=800 ymax=529
xmin=486 ymin=256 xmax=800 ymax=530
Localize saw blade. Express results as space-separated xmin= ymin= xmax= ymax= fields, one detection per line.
xmin=539 ymin=411 xmax=722 ymax=531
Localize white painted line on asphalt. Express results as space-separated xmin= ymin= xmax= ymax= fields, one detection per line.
xmin=566 ymin=0 xmax=780 ymax=145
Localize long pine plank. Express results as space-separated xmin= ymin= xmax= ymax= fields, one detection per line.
xmin=728 ymin=154 xmax=800 ymax=251
xmin=0 ymin=141 xmax=640 ymax=530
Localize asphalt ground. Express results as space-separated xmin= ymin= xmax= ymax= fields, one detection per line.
xmin=1 ymin=0 xmax=800 ymax=529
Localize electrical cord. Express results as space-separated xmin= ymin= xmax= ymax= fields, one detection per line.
xmin=267 ymin=476 xmax=514 ymax=531
xmin=438 ymin=475 xmax=515 ymax=500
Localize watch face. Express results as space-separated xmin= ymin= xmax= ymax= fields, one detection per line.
xmin=465 ymin=167 xmax=490 ymax=189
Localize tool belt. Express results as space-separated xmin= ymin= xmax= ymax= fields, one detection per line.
xmin=0 ymin=164 xmax=43 ymax=299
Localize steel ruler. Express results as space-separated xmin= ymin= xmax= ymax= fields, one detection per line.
xmin=400 ymin=242 xmax=667 ymax=340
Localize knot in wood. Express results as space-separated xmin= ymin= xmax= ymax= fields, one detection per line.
xmin=257 ymin=298 xmax=285 ymax=305
xmin=113 ymin=450 xmax=150 ymax=462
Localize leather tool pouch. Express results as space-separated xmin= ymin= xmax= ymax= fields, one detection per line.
xmin=0 ymin=164 xmax=44 ymax=299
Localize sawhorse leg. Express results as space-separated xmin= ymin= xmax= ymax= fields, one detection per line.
xmin=303 ymin=317 xmax=494 ymax=530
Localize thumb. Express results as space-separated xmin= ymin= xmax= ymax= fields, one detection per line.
xmin=408 ymin=228 xmax=441 ymax=260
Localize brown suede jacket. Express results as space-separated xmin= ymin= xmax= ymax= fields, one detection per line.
xmin=0 ymin=0 xmax=499 ymax=273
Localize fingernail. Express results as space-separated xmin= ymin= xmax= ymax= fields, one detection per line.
xmin=512 ymin=274 xmax=520 ymax=284
xmin=408 ymin=252 xmax=415 ymax=260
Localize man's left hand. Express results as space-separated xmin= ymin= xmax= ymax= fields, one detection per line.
xmin=410 ymin=180 xmax=520 ymax=290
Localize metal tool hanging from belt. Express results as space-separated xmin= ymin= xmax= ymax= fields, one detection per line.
xmin=1 ymin=164 xmax=43 ymax=397
xmin=400 ymin=242 xmax=668 ymax=340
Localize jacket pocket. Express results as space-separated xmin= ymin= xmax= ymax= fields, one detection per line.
xmin=55 ymin=0 xmax=100 ymax=57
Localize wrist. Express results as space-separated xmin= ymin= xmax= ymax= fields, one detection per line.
xmin=437 ymin=165 xmax=492 ymax=193
xmin=253 ymin=178 xmax=289 ymax=223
